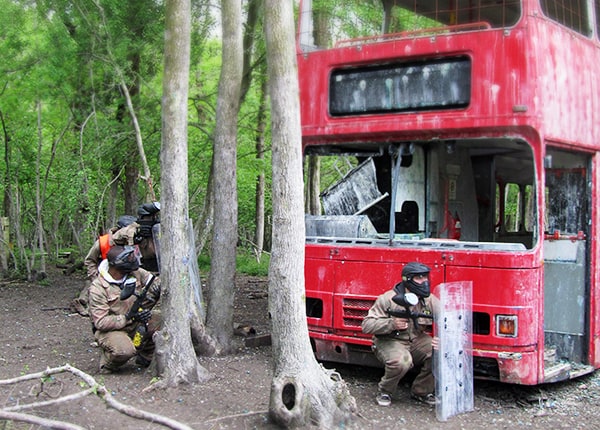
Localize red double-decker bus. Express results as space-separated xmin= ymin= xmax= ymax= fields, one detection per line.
xmin=297 ymin=0 xmax=600 ymax=385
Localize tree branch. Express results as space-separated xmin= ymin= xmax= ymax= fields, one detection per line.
xmin=0 ymin=411 xmax=86 ymax=430
xmin=0 ymin=364 xmax=194 ymax=430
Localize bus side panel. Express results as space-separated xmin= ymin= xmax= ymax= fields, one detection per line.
xmin=446 ymin=265 xmax=542 ymax=384
xmin=592 ymin=156 xmax=600 ymax=368
xmin=298 ymin=29 xmax=530 ymax=143
xmin=446 ymin=265 xmax=541 ymax=346
xmin=305 ymin=245 xmax=444 ymax=328
xmin=305 ymin=249 xmax=336 ymax=330
xmin=532 ymin=17 xmax=600 ymax=149
xmin=330 ymin=259 xmax=441 ymax=335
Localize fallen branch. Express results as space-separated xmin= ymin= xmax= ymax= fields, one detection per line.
xmin=4 ymin=387 xmax=95 ymax=412
xmin=0 ymin=411 xmax=86 ymax=430
xmin=0 ymin=363 xmax=194 ymax=430
xmin=200 ymin=410 xmax=268 ymax=425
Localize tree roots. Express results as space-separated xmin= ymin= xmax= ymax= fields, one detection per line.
xmin=269 ymin=364 xmax=357 ymax=429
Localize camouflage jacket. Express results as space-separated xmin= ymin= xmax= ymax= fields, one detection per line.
xmin=361 ymin=286 xmax=439 ymax=340
xmin=88 ymin=259 xmax=160 ymax=332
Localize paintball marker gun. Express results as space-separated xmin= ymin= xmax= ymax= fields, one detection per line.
xmin=121 ymin=274 xmax=156 ymax=347
xmin=387 ymin=291 xmax=433 ymax=329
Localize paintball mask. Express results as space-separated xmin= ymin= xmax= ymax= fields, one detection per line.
xmin=401 ymin=262 xmax=431 ymax=298
xmin=119 ymin=276 xmax=138 ymax=301
xmin=108 ymin=245 xmax=141 ymax=273
xmin=117 ymin=215 xmax=137 ymax=229
xmin=136 ymin=202 xmax=160 ymax=240
xmin=137 ymin=202 xmax=161 ymax=219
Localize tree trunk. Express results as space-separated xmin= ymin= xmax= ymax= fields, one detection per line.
xmin=304 ymin=5 xmax=328 ymax=216
xmin=0 ymin=109 xmax=11 ymax=220
xmin=124 ymin=158 xmax=139 ymax=216
xmin=239 ymin=0 xmax=262 ymax=104
xmin=1 ymin=109 xmax=11 ymax=272
xmin=154 ymin=0 xmax=210 ymax=386
xmin=193 ymin=161 xmax=214 ymax=256
xmin=254 ymin=75 xmax=267 ymax=260
xmin=305 ymin=155 xmax=321 ymax=215
xmin=108 ymin=167 xmax=120 ymax=229
xmin=35 ymin=100 xmax=46 ymax=277
xmin=264 ymin=1 xmax=356 ymax=427
xmin=205 ymin=0 xmax=243 ymax=354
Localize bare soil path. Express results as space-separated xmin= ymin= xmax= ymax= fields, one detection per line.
xmin=1 ymin=267 xmax=598 ymax=429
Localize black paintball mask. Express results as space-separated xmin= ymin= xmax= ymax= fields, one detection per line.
xmin=120 ymin=273 xmax=156 ymax=301
xmin=108 ymin=245 xmax=141 ymax=274
xmin=119 ymin=276 xmax=138 ymax=300
xmin=137 ymin=202 xmax=161 ymax=223
xmin=117 ymin=215 xmax=137 ymax=229
xmin=401 ymin=262 xmax=431 ymax=298
xmin=136 ymin=202 xmax=161 ymax=241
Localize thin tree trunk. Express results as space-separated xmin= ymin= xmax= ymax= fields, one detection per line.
xmin=264 ymin=0 xmax=356 ymax=427
xmin=304 ymin=5 xmax=329 ymax=215
xmin=240 ymin=0 xmax=262 ymax=104
xmin=305 ymin=155 xmax=321 ymax=215
xmin=194 ymin=162 xmax=214 ymax=256
xmin=13 ymin=180 xmax=32 ymax=278
xmin=153 ymin=0 xmax=210 ymax=386
xmin=119 ymin=80 xmax=155 ymax=201
xmin=0 ymin=109 xmax=10 ymax=220
xmin=253 ymin=75 xmax=267 ymax=260
xmin=35 ymin=101 xmax=46 ymax=276
xmin=1 ymin=109 xmax=12 ymax=273
xmin=205 ymin=0 xmax=243 ymax=354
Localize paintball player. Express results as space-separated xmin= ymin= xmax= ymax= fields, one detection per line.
xmin=71 ymin=215 xmax=139 ymax=316
xmin=361 ymin=262 xmax=439 ymax=407
xmin=88 ymin=245 xmax=161 ymax=373
xmin=135 ymin=202 xmax=160 ymax=273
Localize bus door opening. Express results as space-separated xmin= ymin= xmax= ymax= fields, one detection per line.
xmin=543 ymin=149 xmax=590 ymax=369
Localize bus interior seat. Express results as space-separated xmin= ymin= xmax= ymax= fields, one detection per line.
xmin=395 ymin=200 xmax=419 ymax=233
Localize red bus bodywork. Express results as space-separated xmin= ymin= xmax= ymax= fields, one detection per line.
xmin=298 ymin=1 xmax=600 ymax=385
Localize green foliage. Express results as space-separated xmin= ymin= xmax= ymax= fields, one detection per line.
xmin=310 ymin=0 xmax=443 ymax=46
xmin=197 ymin=249 xmax=269 ymax=277
xmin=312 ymin=0 xmax=383 ymax=41
xmin=236 ymin=251 xmax=270 ymax=277
xmin=0 ymin=0 xmax=274 ymax=276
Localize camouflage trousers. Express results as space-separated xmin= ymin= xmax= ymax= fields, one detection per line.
xmin=372 ymin=333 xmax=434 ymax=397
xmin=94 ymin=312 xmax=161 ymax=371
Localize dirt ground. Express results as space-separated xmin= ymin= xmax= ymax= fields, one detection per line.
xmin=1 ymin=267 xmax=600 ymax=430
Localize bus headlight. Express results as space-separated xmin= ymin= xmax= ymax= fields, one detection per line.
xmin=496 ymin=315 xmax=518 ymax=337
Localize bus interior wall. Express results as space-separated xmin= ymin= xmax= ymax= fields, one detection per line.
xmin=309 ymin=139 xmax=536 ymax=250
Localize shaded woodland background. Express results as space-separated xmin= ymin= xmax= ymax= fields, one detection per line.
xmin=0 ymin=0 xmax=272 ymax=280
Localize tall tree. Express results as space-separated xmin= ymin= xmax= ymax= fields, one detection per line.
xmin=264 ymin=0 xmax=357 ymax=427
xmin=253 ymin=74 xmax=268 ymax=260
xmin=205 ymin=0 xmax=243 ymax=354
xmin=240 ymin=0 xmax=263 ymax=104
xmin=153 ymin=0 xmax=210 ymax=386
xmin=240 ymin=0 xmax=269 ymax=261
